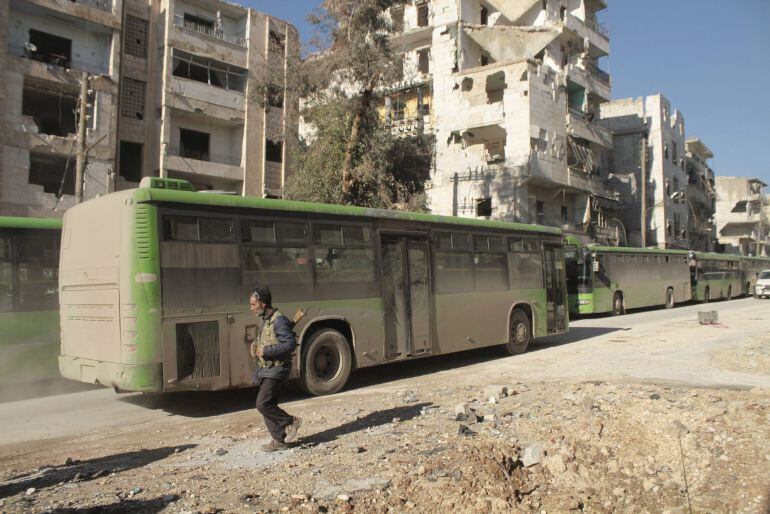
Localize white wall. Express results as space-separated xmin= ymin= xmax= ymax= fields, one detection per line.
xmin=169 ymin=114 xmax=244 ymax=166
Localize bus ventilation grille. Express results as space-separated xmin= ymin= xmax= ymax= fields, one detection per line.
xmin=135 ymin=205 xmax=153 ymax=261
xmin=176 ymin=321 xmax=220 ymax=380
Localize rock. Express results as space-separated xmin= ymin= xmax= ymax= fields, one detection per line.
xmin=642 ymin=479 xmax=655 ymax=492
xmin=454 ymin=403 xmax=471 ymax=421
xmin=649 ymin=393 xmax=661 ymax=400
xmin=269 ymin=489 xmax=281 ymax=496
xmin=292 ymin=494 xmax=309 ymax=502
xmin=417 ymin=465 xmax=426 ymax=475
xmin=607 ymin=460 xmax=619 ymax=473
xmin=483 ymin=413 xmax=499 ymax=424
xmin=344 ymin=478 xmax=390 ymax=493
xmin=522 ymin=444 xmax=544 ymax=467
xmin=64 ymin=457 xmax=74 ymax=465
xmin=458 ymin=424 xmax=477 ymax=437
xmin=128 ymin=487 xmax=142 ymax=498
xmin=401 ymin=390 xmax=418 ymax=403
xmin=355 ymin=446 xmax=367 ymax=453
xmin=612 ymin=487 xmax=625 ymax=497
xmin=162 ymin=494 xmax=178 ymax=502
xmin=405 ymin=501 xmax=416 ymax=508
xmin=26 ymin=487 xmax=36 ymax=496
xmin=214 ymin=448 xmax=228 ymax=456
xmin=544 ymin=454 xmax=567 ymax=475
xmin=336 ymin=494 xmax=350 ymax=502
xmin=199 ymin=506 xmax=219 ymax=514
xmin=484 ymin=385 xmax=508 ymax=401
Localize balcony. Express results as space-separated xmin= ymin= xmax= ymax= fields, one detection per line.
xmin=566 ymin=110 xmax=612 ymax=148
xmin=173 ymin=13 xmax=247 ymax=47
xmin=166 ymin=146 xmax=243 ymax=183
xmin=8 ymin=44 xmax=110 ymax=76
xmin=564 ymin=14 xmax=609 ymax=57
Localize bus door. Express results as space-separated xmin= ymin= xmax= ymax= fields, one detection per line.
xmin=381 ymin=235 xmax=432 ymax=359
xmin=543 ymin=244 xmax=567 ymax=333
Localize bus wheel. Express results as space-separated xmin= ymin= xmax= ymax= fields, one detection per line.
xmin=301 ymin=329 xmax=352 ymax=396
xmin=703 ymin=287 xmax=710 ymax=303
xmin=665 ymin=288 xmax=675 ymax=309
xmin=612 ymin=292 xmax=624 ymax=316
xmin=504 ymin=310 xmax=531 ymax=355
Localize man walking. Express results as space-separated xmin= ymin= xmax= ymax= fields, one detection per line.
xmin=248 ymin=286 xmax=302 ymax=451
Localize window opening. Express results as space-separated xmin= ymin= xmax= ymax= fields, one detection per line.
xmin=22 ymin=86 xmax=77 ymax=136
xmin=265 ymin=139 xmax=283 ymax=163
xmin=119 ymin=141 xmax=143 ymax=182
xmin=28 ymin=152 xmax=75 ymax=196
xmin=171 ymin=49 xmax=246 ymax=92
xmin=180 ymin=128 xmax=210 ymax=161
xmin=417 ymin=48 xmax=430 ymax=74
xmin=28 ymin=30 xmax=72 ymax=67
xmin=417 ymin=3 xmax=429 ymax=27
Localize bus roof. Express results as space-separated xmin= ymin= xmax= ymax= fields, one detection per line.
xmin=133 ymin=184 xmax=563 ymax=236
xmin=0 ymin=216 xmax=62 ymax=230
xmin=692 ymin=251 xmax=741 ymax=261
xmin=585 ymin=245 xmax=690 ymax=256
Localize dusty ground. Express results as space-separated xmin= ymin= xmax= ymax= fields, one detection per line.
xmin=0 ymin=298 xmax=769 ymax=513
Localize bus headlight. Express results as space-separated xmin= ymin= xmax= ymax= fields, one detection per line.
xmin=578 ymin=299 xmax=592 ymax=305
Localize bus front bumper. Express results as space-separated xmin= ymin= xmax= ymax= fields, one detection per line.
xmin=59 ymin=355 xmax=162 ymax=393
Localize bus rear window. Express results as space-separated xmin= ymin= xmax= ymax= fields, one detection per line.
xmin=164 ymin=215 xmax=233 ymax=242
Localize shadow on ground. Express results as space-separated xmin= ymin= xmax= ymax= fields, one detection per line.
xmin=45 ymin=497 xmax=179 ymax=514
xmin=117 ymin=326 xmax=623 ymax=418
xmin=297 ymin=402 xmax=432 ymax=447
xmin=0 ymin=445 xmax=195 ymax=499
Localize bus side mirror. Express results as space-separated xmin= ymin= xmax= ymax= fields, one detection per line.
xmin=593 ymin=261 xmax=601 ymax=273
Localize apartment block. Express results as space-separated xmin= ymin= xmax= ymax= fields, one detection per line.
xmin=383 ymin=0 xmax=618 ymax=243
xmin=600 ymin=94 xmax=690 ymax=249
xmin=714 ymin=177 xmax=769 ymax=257
xmin=0 ymin=0 xmax=298 ymax=218
xmin=684 ymin=137 xmax=715 ymax=251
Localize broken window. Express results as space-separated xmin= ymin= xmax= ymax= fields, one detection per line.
xmin=171 ymin=49 xmax=246 ymax=92
xmin=480 ymin=53 xmax=490 ymax=66
xmin=121 ymin=77 xmax=146 ymax=119
xmin=417 ymin=3 xmax=429 ymax=27
xmin=22 ymin=86 xmax=77 ymax=136
xmin=476 ymin=198 xmax=492 ymax=217
xmin=484 ymin=141 xmax=505 ymax=163
xmin=28 ymin=30 xmax=72 ymax=68
xmin=461 ymin=77 xmax=473 ymax=92
xmin=536 ymin=201 xmax=545 ymax=225
xmin=124 ymin=15 xmax=148 ymax=59
xmin=265 ymin=139 xmax=283 ymax=163
xmin=28 ymin=152 xmax=75 ymax=196
xmin=567 ymin=81 xmax=586 ymax=113
xmin=567 ymin=137 xmax=598 ymax=173
xmin=561 ymin=206 xmax=569 ymax=225
xmin=417 ymin=49 xmax=430 ymax=74
xmin=184 ymin=13 xmax=214 ymax=30
xmin=480 ymin=5 xmax=489 ymax=25
xmin=269 ymin=31 xmax=285 ymax=56
xmin=119 ymin=141 xmax=143 ymax=182
xmin=485 ymin=71 xmax=506 ymax=103
xmin=180 ymin=129 xmax=210 ymax=161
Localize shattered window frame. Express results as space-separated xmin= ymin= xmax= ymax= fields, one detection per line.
xmin=171 ymin=49 xmax=247 ymax=92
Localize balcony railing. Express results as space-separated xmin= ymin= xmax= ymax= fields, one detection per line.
xmin=174 ymin=14 xmax=247 ymax=47
xmin=584 ymin=17 xmax=610 ymax=40
xmin=168 ymin=146 xmax=242 ymax=167
xmin=8 ymin=44 xmax=110 ymax=75
xmin=587 ymin=61 xmax=610 ymax=86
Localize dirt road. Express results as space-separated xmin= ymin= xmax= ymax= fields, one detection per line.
xmin=1 ymin=298 xmax=768 ymax=513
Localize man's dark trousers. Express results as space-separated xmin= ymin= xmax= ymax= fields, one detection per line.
xmin=255 ymin=377 xmax=292 ymax=441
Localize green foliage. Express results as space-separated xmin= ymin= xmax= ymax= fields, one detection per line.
xmin=285 ymin=98 xmax=432 ymax=210
xmin=286 ymin=0 xmax=432 ymax=211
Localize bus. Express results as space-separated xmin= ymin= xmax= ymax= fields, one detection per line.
xmin=0 ymin=216 xmax=62 ymax=385
xmin=58 ymin=177 xmax=568 ymax=395
xmin=688 ymin=252 xmax=742 ymax=302
xmin=739 ymin=256 xmax=770 ymax=298
xmin=564 ymin=242 xmax=691 ymax=316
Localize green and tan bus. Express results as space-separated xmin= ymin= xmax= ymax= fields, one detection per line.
xmin=1 ymin=216 xmax=62 ymax=385
xmin=564 ymin=243 xmax=691 ymax=316
xmin=688 ymin=252 xmax=742 ymax=302
xmin=58 ymin=178 xmax=568 ymax=395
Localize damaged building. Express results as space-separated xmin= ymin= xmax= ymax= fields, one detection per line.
xmin=600 ymin=94 xmax=695 ymax=249
xmin=714 ymin=177 xmax=769 ymax=257
xmin=383 ymin=0 xmax=619 ymax=243
xmin=0 ymin=0 xmax=298 ymax=217
xmin=684 ymin=137 xmax=716 ymax=251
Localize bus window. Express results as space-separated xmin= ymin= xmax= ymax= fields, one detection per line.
xmin=341 ymin=225 xmax=371 ymax=245
xmin=242 ymin=220 xmax=274 ymax=243
xmin=164 ymin=215 xmax=198 ymax=241
xmin=474 ymin=253 xmax=508 ymax=291
xmin=434 ymin=232 xmax=451 ymax=249
xmin=276 ymin=222 xmax=307 ymax=244
xmin=313 ymin=224 xmax=343 ymax=245
xmin=451 ymin=233 xmax=471 ymax=250
xmin=313 ymin=246 xmax=377 ymax=299
xmin=241 ymin=246 xmax=312 ymax=300
xmin=199 ymin=217 xmax=233 ymax=242
xmin=435 ymin=251 xmax=473 ymax=293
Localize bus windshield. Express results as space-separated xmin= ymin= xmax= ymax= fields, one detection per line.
xmin=565 ymin=246 xmax=592 ymax=293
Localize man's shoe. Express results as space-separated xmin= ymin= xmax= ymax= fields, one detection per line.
xmin=284 ymin=416 xmax=303 ymax=444
xmin=261 ymin=439 xmax=288 ymax=452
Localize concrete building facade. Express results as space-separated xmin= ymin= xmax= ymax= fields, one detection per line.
xmin=1 ymin=0 xmax=298 ymax=218
xmin=684 ymin=137 xmax=715 ymax=251
xmin=714 ymin=177 xmax=769 ymax=257
xmin=600 ymin=94 xmax=691 ymax=249
xmin=384 ymin=0 xmax=619 ymax=243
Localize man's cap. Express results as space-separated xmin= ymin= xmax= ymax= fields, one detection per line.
xmin=250 ymin=285 xmax=272 ymax=305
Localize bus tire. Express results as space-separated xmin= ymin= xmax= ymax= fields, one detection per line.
xmin=504 ymin=310 xmax=531 ymax=355
xmin=703 ymin=287 xmax=710 ymax=303
xmin=665 ymin=287 xmax=674 ymax=309
xmin=300 ymin=329 xmax=352 ymax=396
xmin=612 ymin=292 xmax=624 ymax=316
